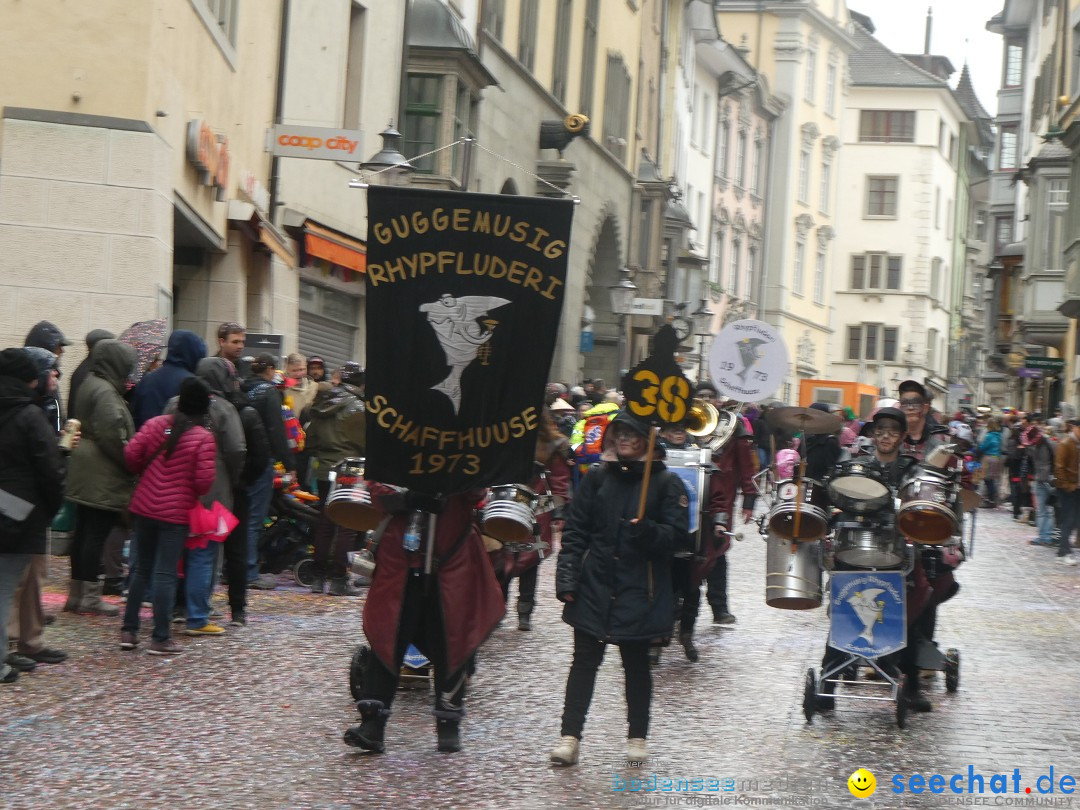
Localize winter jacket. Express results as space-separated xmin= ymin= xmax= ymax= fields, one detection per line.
xmin=979 ymin=430 xmax=1002 ymax=458
xmin=166 ymin=394 xmax=244 ymax=510
xmin=237 ymin=402 xmax=272 ymax=486
xmin=1054 ymin=436 xmax=1079 ymax=492
xmin=66 ymin=340 xmax=137 ymax=512
xmin=126 ymin=415 xmax=217 ymax=524
xmin=0 ymin=376 xmax=65 ymax=555
xmin=1027 ymin=436 xmax=1056 ymax=484
xmin=67 ymin=329 xmax=115 ymax=419
xmin=129 ymin=330 xmax=206 ymax=428
xmin=242 ymin=376 xmax=294 ymax=471
xmin=304 ymin=383 xmax=365 ymax=481
xmin=556 ymin=412 xmax=691 ymax=643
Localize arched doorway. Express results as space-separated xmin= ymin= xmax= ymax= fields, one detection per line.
xmin=581 ymin=215 xmax=622 ymax=389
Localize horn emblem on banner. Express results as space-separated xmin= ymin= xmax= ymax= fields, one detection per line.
xmin=621 ymin=324 xmax=693 ymax=428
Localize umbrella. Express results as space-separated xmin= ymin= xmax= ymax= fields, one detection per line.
xmin=118 ymin=318 xmax=167 ymax=385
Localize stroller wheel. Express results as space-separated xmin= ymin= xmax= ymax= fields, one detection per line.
xmin=293 ymin=557 xmax=316 ymax=588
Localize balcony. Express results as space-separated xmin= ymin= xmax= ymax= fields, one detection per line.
xmin=1059 ymin=253 xmax=1080 ymax=318
xmin=1018 ymin=272 xmax=1069 ymax=349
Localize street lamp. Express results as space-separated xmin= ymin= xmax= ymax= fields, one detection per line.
xmin=360 ymin=123 xmax=414 ymax=185
xmin=691 ymin=298 xmax=714 ymax=382
xmin=608 ymin=267 xmax=638 ymax=382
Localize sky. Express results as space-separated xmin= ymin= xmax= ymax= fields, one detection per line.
xmin=846 ymin=0 xmax=1004 ymax=116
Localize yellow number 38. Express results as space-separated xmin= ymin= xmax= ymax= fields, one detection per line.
xmin=628 ymin=369 xmax=689 ymax=423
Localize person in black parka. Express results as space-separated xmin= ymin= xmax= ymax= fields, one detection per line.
xmin=550 ymin=411 xmax=690 ymax=767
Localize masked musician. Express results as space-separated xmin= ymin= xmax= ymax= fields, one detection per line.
xmin=550 ymin=412 xmax=690 ymax=766
xmin=343 ymin=487 xmax=504 ymax=754
xmin=897 ymin=380 xmax=948 ymax=462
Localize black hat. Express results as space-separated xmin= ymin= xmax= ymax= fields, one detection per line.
xmin=24 ymin=321 xmax=71 ymax=352
xmin=341 ymin=362 xmax=364 ymax=387
xmin=307 ymin=355 xmax=325 ymax=367
xmin=898 ymin=379 xmax=929 ymax=401
xmin=0 ymin=348 xmax=39 ymax=382
xmin=694 ymin=380 xmax=719 ymax=397
xmin=177 ymin=377 xmax=211 ymax=417
xmin=871 ymin=407 xmax=906 ymax=429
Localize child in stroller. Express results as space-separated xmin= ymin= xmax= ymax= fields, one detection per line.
xmin=258 ymin=468 xmax=321 ymax=587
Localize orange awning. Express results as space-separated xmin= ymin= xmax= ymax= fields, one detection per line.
xmin=258 ymin=220 xmax=296 ymax=266
xmin=304 ymin=221 xmax=367 ymax=274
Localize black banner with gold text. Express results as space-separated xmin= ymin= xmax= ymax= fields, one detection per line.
xmin=364 ymin=186 xmax=573 ymax=495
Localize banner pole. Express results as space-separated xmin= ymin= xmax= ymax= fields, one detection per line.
xmin=424 ymin=510 xmax=437 ymax=576
xmin=636 ymin=427 xmax=660 ymax=521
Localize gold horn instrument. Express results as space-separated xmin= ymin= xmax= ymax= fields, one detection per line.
xmin=685 ymin=398 xmax=739 ymax=451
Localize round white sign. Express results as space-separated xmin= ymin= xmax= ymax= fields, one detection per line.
xmin=708 ymin=319 xmax=788 ymax=402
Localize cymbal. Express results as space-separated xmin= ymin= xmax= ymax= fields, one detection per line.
xmin=765 ymin=406 xmax=842 ymax=435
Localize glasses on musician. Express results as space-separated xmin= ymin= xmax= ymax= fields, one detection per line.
xmin=898 ymin=398 xmax=925 ymax=409
xmin=873 ymin=427 xmax=902 ymax=437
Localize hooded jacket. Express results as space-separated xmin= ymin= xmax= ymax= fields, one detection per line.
xmin=130 ymin=330 xmax=206 ymax=428
xmin=0 ymin=375 xmax=65 ymax=554
xmin=68 ymin=328 xmax=115 ymax=419
xmin=67 ymin=340 xmax=137 ymax=512
xmin=304 ymin=382 xmax=365 ymax=481
xmin=241 ymin=374 xmax=294 ymax=471
xmin=556 ymin=411 xmax=691 ymax=642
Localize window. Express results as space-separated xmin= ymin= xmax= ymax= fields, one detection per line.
xmin=850 ymin=253 xmax=902 ymax=290
xmin=343 ymin=4 xmax=366 ymax=129
xmin=639 ymin=199 xmax=653 ymax=268
xmin=451 ymin=82 xmax=474 ymax=177
xmin=999 ymin=125 xmax=1019 ymax=170
xmin=935 ymin=187 xmax=941 ymax=229
xmin=927 ymin=328 xmax=938 ymax=369
xmin=202 ymin=0 xmax=237 ymax=44
xmin=751 ymin=137 xmax=763 ymax=194
xmin=793 ymin=241 xmax=806 ymax=296
xmin=730 ymin=239 xmax=741 ymax=296
xmin=974 ymin=209 xmax=987 ymax=241
xmin=483 ymin=0 xmax=505 ymax=40
xmin=825 ymin=63 xmax=837 ymax=116
xmin=1047 ymin=178 xmax=1069 ymax=271
xmin=1005 ymin=38 xmax=1024 ymax=87
xmin=736 ymin=130 xmax=747 ymax=186
xmin=847 ymin=324 xmax=899 ymax=361
xmin=602 ymin=55 xmax=632 ymax=161
xmin=578 ymin=0 xmax=598 ymax=114
xmin=713 ymin=230 xmax=724 ymax=287
xmin=747 ymin=245 xmax=758 ymax=301
xmin=717 ymin=117 xmax=730 ymax=179
xmin=1048 ymin=177 xmax=1069 ymax=204
xmin=798 ymin=148 xmax=810 ymax=203
xmin=819 ymin=159 xmax=831 ymax=212
xmin=700 ymin=93 xmax=711 ymax=153
xmin=865 ymin=176 xmax=898 ymax=217
xmin=931 ymin=258 xmax=942 ymax=301
xmin=994 ymin=216 xmax=1014 ymax=254
xmin=859 ymin=110 xmax=916 ymax=143
xmin=552 ymin=0 xmax=573 ymax=103
xmin=805 ymin=47 xmax=817 ymax=103
xmin=519 ymin=0 xmax=539 ymax=72
xmin=814 ymin=248 xmax=826 ymax=304
xmin=403 ymin=74 xmax=443 ymax=173
xmin=938 ymin=121 xmax=947 ymax=154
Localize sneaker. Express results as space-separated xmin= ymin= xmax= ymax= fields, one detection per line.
xmin=171 ymin=610 xmax=186 ymax=625
xmin=1057 ymin=556 xmax=1078 ymax=567
xmin=550 ymin=735 xmax=579 ymax=766
xmin=248 ymin=574 xmax=278 ymax=590
xmin=228 ymin=612 xmax=247 ymax=627
xmin=27 ymin=647 xmax=67 ymax=665
xmin=119 ymin=631 xmax=138 ymax=651
xmin=185 ymin=623 xmax=226 ymax=636
xmin=147 ymin=639 xmax=184 ymax=656
xmin=5 ymin=653 xmax=37 ymax=673
xmin=712 ymin=612 xmax=737 ymax=625
xmin=679 ymin=633 xmax=699 ymax=663
xmin=626 ymin=738 xmax=648 ymax=763
xmin=209 ymin=609 xmax=224 ymax=620
xmin=1030 ymin=539 xmax=1056 ymax=547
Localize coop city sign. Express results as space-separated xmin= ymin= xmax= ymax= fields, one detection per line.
xmin=270 ymin=125 xmax=364 ymax=161
xmin=186 ymin=119 xmax=230 ymax=201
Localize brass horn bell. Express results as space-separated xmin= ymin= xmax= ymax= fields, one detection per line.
xmin=686 ymin=398 xmax=739 ymax=451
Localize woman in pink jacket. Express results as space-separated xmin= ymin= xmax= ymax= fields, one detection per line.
xmin=120 ymin=378 xmax=217 ymax=655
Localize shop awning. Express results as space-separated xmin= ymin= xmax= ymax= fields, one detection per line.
xmin=227 ymin=200 xmax=296 ymax=267
xmin=303 ymin=221 xmax=366 ymax=274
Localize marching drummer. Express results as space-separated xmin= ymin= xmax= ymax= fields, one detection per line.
xmin=897 ymin=380 xmax=949 ymax=462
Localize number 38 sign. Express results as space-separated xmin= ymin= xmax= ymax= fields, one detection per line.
xmin=621 ymin=325 xmax=692 ymax=428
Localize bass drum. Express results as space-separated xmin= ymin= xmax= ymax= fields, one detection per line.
xmin=768 ymin=478 xmax=830 ymax=541
xmin=897 ymin=468 xmax=958 ymax=544
xmin=765 ymin=534 xmax=823 ymax=609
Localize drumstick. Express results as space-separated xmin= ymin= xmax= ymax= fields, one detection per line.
xmin=636 ymin=426 xmax=661 ymax=521
xmin=794 ymin=455 xmax=806 ymax=540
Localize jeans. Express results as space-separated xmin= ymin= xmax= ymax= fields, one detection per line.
xmin=1034 ymin=481 xmax=1056 ymax=544
xmin=0 ymin=554 xmax=32 ymax=681
xmin=246 ymin=464 xmax=275 ymax=582
xmin=1055 ymin=489 xmax=1079 ymax=558
xmin=184 ymin=542 xmax=219 ymax=629
xmin=122 ymin=516 xmax=186 ymax=643
xmin=560 ymin=629 xmax=652 ymax=740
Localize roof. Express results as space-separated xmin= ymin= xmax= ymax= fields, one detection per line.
xmin=849 ymin=20 xmax=949 ymax=88
xmin=954 ymin=63 xmax=995 ymax=147
xmin=409 ymin=0 xmax=479 ymax=52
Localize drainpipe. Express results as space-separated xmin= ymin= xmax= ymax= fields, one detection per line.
xmin=268 ymin=0 xmax=291 ymax=225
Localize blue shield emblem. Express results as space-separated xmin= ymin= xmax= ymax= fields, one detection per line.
xmin=827 ymin=570 xmax=907 ymax=657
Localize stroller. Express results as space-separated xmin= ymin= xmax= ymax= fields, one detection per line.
xmin=259 ymin=482 xmax=320 ymax=587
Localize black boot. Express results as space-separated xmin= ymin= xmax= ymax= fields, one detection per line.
xmin=517 ymin=600 xmax=533 ymax=631
xmin=102 ymin=577 xmax=125 ymax=597
xmin=434 ymin=708 xmax=463 ymax=753
xmin=679 ymin=632 xmax=699 ymax=663
xmin=903 ymin=675 xmax=932 ymax=713
xmin=343 ymin=700 xmax=389 ymax=753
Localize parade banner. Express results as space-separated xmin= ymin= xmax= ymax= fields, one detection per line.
xmin=364 ymin=186 xmax=574 ymax=495
xmin=827 ymin=570 xmax=907 ymax=657
xmin=621 ymin=325 xmax=693 ymax=428
xmin=709 ymin=319 xmax=787 ymax=402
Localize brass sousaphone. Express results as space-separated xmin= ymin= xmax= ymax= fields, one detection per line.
xmin=685 ymin=398 xmax=739 ymax=451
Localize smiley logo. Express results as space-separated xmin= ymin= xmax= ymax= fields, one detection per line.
xmin=848 ymin=768 xmax=877 ymax=797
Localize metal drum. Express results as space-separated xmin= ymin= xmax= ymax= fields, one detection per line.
xmin=897 ymin=467 xmax=958 ymax=544
xmin=833 ymin=518 xmax=906 ymax=569
xmin=827 ymin=461 xmax=892 ymax=514
xmin=325 ymin=457 xmax=380 ymax=532
xmin=765 ymin=533 xmax=823 ymax=609
xmin=482 ymin=484 xmax=537 ymax=543
xmin=768 ymin=478 xmax=830 ymax=541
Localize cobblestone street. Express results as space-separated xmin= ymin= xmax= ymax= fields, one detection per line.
xmin=3 ymin=503 xmax=1080 ymax=809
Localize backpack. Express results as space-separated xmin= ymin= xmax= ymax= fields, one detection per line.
xmin=1003 ymin=426 xmax=1021 ymax=462
xmin=574 ymin=412 xmax=614 ymax=469
xmin=238 ymin=403 xmax=271 ymax=486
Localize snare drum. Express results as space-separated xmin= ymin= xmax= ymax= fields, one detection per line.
xmin=325 ymin=457 xmax=381 ymax=532
xmin=827 ymin=460 xmax=892 ymax=514
xmin=482 ymin=484 xmax=537 ymax=543
xmin=768 ymin=478 xmax=830 ymax=541
xmin=833 ymin=518 xmax=906 ymax=568
xmin=896 ymin=467 xmax=958 ymax=544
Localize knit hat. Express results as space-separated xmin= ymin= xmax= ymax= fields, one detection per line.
xmin=177 ymin=377 xmax=211 ymax=417
xmin=0 ymin=348 xmax=39 ymax=382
